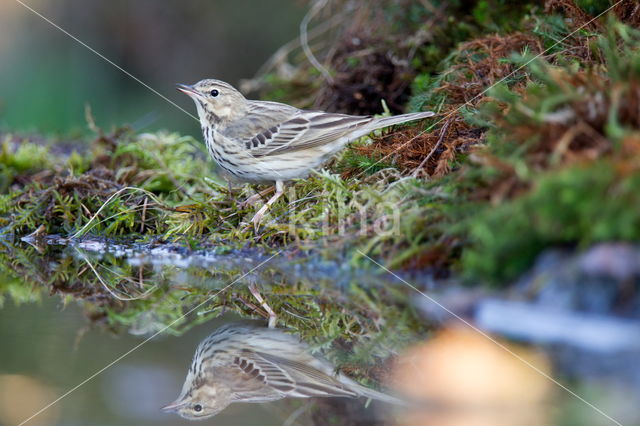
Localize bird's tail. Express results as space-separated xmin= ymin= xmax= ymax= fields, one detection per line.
xmin=338 ymin=374 xmax=407 ymax=406
xmin=332 ymin=110 xmax=435 ymax=153
xmin=369 ymin=111 xmax=435 ymax=130
xmin=357 ymin=385 xmax=408 ymax=406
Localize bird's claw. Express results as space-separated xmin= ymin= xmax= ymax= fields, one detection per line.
xmin=239 ymin=187 xmax=276 ymax=209
xmin=251 ymin=206 xmax=268 ymax=231
xmin=248 ymin=282 xmax=277 ymax=328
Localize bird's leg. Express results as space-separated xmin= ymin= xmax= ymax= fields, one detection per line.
xmin=227 ymin=179 xmax=235 ymax=202
xmin=238 ymin=186 xmax=276 ymax=209
xmin=248 ymin=282 xmax=277 ymax=328
xmin=251 ymin=181 xmax=284 ymax=230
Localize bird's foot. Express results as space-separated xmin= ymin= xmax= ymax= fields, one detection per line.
xmin=248 ymin=282 xmax=277 ymax=328
xmin=248 ymin=182 xmax=284 ymax=232
xmin=251 ymin=206 xmax=268 ymax=232
xmin=238 ymin=186 xmax=275 ymax=209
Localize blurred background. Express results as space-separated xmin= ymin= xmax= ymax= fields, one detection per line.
xmin=0 ymin=0 xmax=306 ymax=136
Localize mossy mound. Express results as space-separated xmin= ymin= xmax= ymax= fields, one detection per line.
xmin=2 ymin=1 xmax=640 ymax=287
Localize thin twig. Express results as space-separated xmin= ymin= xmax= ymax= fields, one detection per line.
xmin=77 ymin=249 xmax=157 ymax=301
xmin=300 ymin=0 xmax=334 ymax=84
xmin=412 ymin=118 xmax=452 ymax=178
xmin=70 ymin=186 xmax=166 ymax=239
xmin=242 ymin=13 xmax=345 ymax=93
xmin=140 ymin=196 xmax=148 ymax=233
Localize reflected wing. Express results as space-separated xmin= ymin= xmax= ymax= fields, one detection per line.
xmin=214 ymin=350 xmax=296 ymax=402
xmin=255 ymin=351 xmax=358 ymax=399
xmin=219 ymin=349 xmax=358 ymax=401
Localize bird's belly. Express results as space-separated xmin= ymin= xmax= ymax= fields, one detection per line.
xmin=205 ymin=134 xmax=341 ymax=183
xmin=241 ymin=151 xmax=331 ymax=182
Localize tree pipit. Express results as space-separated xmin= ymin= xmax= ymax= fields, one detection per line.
xmin=162 ymin=322 xmax=403 ymax=420
xmin=177 ymin=79 xmax=434 ymax=228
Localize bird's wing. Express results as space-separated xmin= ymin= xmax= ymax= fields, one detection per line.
xmin=224 ymin=101 xmax=372 ymax=157
xmin=219 ymin=349 xmax=359 ymax=401
xmin=215 ymin=349 xmax=297 ymax=402
xmin=254 ymin=351 xmax=359 ymax=399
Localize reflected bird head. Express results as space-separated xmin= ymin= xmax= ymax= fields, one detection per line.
xmin=161 ymin=378 xmax=231 ymax=421
xmin=162 ymin=322 xmax=403 ymax=421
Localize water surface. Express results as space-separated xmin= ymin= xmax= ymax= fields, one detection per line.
xmin=1 ymin=236 xmax=638 ymax=425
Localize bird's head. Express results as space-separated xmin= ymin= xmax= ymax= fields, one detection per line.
xmin=161 ymin=376 xmax=232 ymax=421
xmin=177 ymin=79 xmax=247 ymax=127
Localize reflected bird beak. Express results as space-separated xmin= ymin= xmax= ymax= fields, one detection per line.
xmin=176 ymin=83 xmax=199 ymax=98
xmin=161 ymin=399 xmax=188 ymax=412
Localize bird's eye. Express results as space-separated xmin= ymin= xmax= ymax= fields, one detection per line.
xmin=193 ymin=404 xmax=203 ymax=413
xmin=210 ymin=89 xmax=219 ymax=97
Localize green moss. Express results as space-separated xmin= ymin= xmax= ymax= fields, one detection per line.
xmin=462 ymin=162 xmax=640 ymax=282
xmin=455 ymin=21 xmax=640 ymax=282
xmin=0 ymin=138 xmax=52 ymax=192
xmin=575 ymin=0 xmax=611 ymax=15
xmin=2 ymin=9 xmax=640 ymax=290
xmin=0 ymin=139 xmax=51 ymax=172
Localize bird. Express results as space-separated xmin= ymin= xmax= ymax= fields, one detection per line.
xmin=177 ymin=79 xmax=434 ymax=227
xmin=162 ymin=322 xmax=404 ymax=420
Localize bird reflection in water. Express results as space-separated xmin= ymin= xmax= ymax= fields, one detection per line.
xmin=162 ymin=322 xmax=402 ymax=420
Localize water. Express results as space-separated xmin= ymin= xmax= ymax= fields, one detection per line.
xmin=1 ymin=300 xmax=292 ymax=425
xmin=1 ymin=236 xmax=639 ymax=425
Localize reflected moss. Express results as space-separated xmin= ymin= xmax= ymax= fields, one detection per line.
xmin=0 ymin=238 xmax=427 ymax=383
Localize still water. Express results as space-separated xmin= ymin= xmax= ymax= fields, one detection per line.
xmin=1 ymin=301 xmax=289 ymax=426
xmin=1 ymin=236 xmax=638 ymax=425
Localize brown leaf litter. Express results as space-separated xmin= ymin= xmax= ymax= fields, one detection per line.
xmin=350 ymin=32 xmax=542 ymax=179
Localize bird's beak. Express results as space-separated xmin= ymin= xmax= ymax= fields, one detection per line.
xmin=176 ymin=83 xmax=199 ymax=98
xmin=161 ymin=399 xmax=188 ymax=412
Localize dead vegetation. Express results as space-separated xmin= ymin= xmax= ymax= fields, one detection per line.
xmin=310 ymin=5 xmax=417 ymax=115
xmin=438 ymin=33 xmax=542 ymax=101
xmin=3 ymin=0 xmax=640 ymax=283
xmin=545 ymin=0 xmax=605 ymax=31
xmin=614 ymin=1 xmax=640 ymax=27
xmin=345 ymin=118 xmax=478 ymax=178
xmin=470 ymin=59 xmax=640 ymax=204
xmin=314 ymin=32 xmax=413 ymax=115
xmin=546 ymin=0 xmax=640 ymax=30
xmin=346 ymin=32 xmax=542 ymax=178
xmin=244 ymin=0 xmax=441 ymax=115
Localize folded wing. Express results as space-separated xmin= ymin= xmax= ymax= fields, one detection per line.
xmin=243 ymin=111 xmax=372 ymax=157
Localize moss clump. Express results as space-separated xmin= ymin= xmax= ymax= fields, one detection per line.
xmin=2 ymin=2 xmax=640 ymax=288
xmin=463 ymin=161 xmax=640 ymax=282
xmin=458 ymin=21 xmax=640 ymax=282
xmin=0 ymin=136 xmax=56 ymax=193
xmin=248 ymin=0 xmax=536 ymax=115
xmin=0 ymin=129 xmax=218 ymax=235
